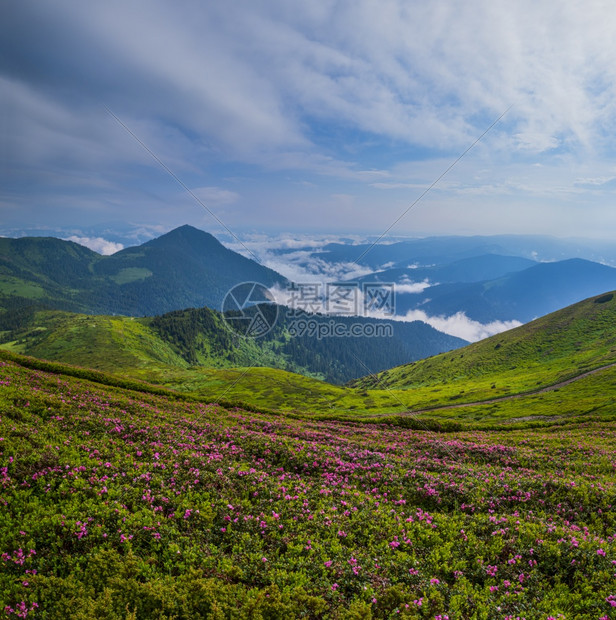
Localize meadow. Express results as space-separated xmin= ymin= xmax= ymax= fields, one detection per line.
xmin=2 ymin=355 xmax=616 ymax=618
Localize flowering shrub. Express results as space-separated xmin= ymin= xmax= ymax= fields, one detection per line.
xmin=1 ymin=359 xmax=616 ymax=618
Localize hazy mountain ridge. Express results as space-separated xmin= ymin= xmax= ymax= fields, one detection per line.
xmin=351 ymin=254 xmax=537 ymax=286
xmin=400 ymin=258 xmax=616 ymax=323
xmin=296 ymin=235 xmax=616 ymax=268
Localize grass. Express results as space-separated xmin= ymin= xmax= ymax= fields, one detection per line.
xmin=352 ymin=291 xmax=616 ymax=397
xmin=0 ymin=311 xmax=187 ymax=373
xmin=0 ymin=277 xmax=47 ymax=299
xmin=109 ymin=267 xmax=153 ymax=285
xmin=151 ymin=366 xmax=407 ymax=414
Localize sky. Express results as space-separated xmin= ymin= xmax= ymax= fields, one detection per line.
xmin=3 ymin=0 xmax=616 ymax=246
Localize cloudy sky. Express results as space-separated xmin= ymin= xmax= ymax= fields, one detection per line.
xmin=3 ymin=0 xmax=616 ymax=242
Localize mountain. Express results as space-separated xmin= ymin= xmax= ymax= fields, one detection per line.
xmin=90 ymin=225 xmax=286 ymax=315
xmin=402 ymin=258 xmax=616 ymax=322
xmin=0 ymin=236 xmax=103 ymax=312
xmin=307 ymin=236 xmax=514 ymax=269
xmin=0 ymin=225 xmax=287 ymax=316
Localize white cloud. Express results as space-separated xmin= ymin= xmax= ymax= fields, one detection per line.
xmin=66 ymin=236 xmax=124 ymax=255
xmin=223 ymin=234 xmax=376 ymax=281
xmin=395 ymin=280 xmax=433 ymax=294
xmin=514 ymin=132 xmax=560 ymax=153
xmin=574 ymin=175 xmax=616 ymax=187
xmin=371 ymin=182 xmax=428 ymax=190
xmin=398 ymin=309 xmax=522 ymax=342
xmin=262 ymin=253 xmax=375 ymax=283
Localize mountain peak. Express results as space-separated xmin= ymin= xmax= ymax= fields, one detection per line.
xmin=139 ymin=225 xmax=229 ymax=256
xmin=152 ymin=224 xmax=219 ymax=243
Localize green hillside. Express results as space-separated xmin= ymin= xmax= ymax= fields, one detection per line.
xmin=0 ymin=309 xmax=318 ymax=379
xmin=0 ymin=311 xmax=188 ymax=373
xmin=352 ymin=291 xmax=616 ymax=400
xmin=0 ymin=308 xmax=422 ymax=413
xmin=0 ymin=237 xmax=102 ymax=314
xmin=0 ymin=306 xmax=460 ymax=414
xmin=0 ymin=309 xmax=404 ymax=411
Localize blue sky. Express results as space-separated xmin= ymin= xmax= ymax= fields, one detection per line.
xmin=3 ymin=0 xmax=616 ymax=246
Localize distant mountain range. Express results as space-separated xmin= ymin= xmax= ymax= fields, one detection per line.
xmin=391 ymin=257 xmax=616 ymax=322
xmin=270 ymin=235 xmax=616 ymax=326
xmin=353 ymin=254 xmax=537 ymax=286
xmin=282 ymin=234 xmax=616 ymax=269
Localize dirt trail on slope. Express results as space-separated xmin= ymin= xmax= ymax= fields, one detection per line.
xmin=395 ymin=361 xmax=616 ymax=417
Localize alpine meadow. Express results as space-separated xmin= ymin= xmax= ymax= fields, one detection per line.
xmin=4 ymin=1 xmax=616 ymax=619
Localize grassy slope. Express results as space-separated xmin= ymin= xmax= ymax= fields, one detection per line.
xmin=0 ymin=311 xmax=188 ymax=374
xmin=0 ymin=312 xmax=405 ymax=414
xmin=152 ymin=366 xmax=407 ymax=414
xmin=0 ymin=309 xmax=314 ymax=376
xmin=0 ymin=309 xmax=447 ymax=414
xmin=352 ymin=291 xmax=616 ymax=398
xmin=2 ymin=337 xmax=616 ymax=428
